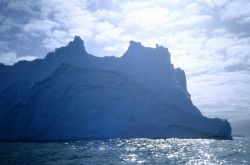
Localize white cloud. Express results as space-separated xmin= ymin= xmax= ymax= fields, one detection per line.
xmin=123 ymin=7 xmax=171 ymax=28
xmin=23 ymin=20 xmax=60 ymax=37
xmin=239 ymin=17 xmax=250 ymax=24
xmin=15 ymin=0 xmax=216 ymax=56
xmin=19 ymin=0 xmax=97 ymax=50
xmin=5 ymin=0 xmax=40 ymax=15
xmin=189 ymin=70 xmax=250 ymax=122
xmin=200 ymin=0 xmax=229 ymax=8
xmin=220 ymin=0 xmax=250 ymax=21
xmin=170 ymin=15 xmax=213 ymax=27
xmin=211 ymin=28 xmax=227 ymax=34
xmin=0 ymin=52 xmax=37 ymax=65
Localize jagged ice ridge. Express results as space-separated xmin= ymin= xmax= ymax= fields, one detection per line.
xmin=0 ymin=36 xmax=232 ymax=141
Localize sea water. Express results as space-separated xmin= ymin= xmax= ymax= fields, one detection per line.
xmin=0 ymin=137 xmax=249 ymax=164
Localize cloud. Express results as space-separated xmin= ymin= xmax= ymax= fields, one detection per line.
xmin=23 ymin=20 xmax=60 ymax=37
xmin=0 ymin=40 xmax=9 ymax=52
xmin=239 ymin=17 xmax=250 ymax=24
xmin=5 ymin=0 xmax=37 ymax=13
xmin=0 ymin=52 xmax=37 ymax=65
xmin=8 ymin=0 xmax=216 ymax=56
xmin=189 ymin=70 xmax=250 ymax=123
xmin=220 ymin=0 xmax=250 ymax=21
xmin=200 ymin=0 xmax=229 ymax=8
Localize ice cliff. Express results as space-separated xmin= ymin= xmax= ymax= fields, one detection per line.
xmin=0 ymin=36 xmax=232 ymax=141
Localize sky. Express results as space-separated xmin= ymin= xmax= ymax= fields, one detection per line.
xmin=0 ymin=0 xmax=250 ymax=136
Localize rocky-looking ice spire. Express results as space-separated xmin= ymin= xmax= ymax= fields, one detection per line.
xmin=68 ymin=36 xmax=84 ymax=48
xmin=53 ymin=36 xmax=87 ymax=57
xmin=122 ymin=40 xmax=171 ymax=68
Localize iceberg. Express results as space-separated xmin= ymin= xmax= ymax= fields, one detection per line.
xmin=0 ymin=36 xmax=232 ymax=141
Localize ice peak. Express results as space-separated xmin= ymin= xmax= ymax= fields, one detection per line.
xmin=125 ymin=41 xmax=145 ymax=55
xmin=68 ymin=36 xmax=84 ymax=48
xmin=155 ymin=44 xmax=169 ymax=54
xmin=123 ymin=40 xmax=171 ymax=63
xmin=62 ymin=36 xmax=87 ymax=56
xmin=129 ymin=41 xmax=143 ymax=47
xmin=74 ymin=36 xmax=83 ymax=44
xmin=50 ymin=36 xmax=87 ymax=59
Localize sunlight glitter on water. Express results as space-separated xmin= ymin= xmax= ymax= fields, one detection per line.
xmin=0 ymin=137 xmax=249 ymax=164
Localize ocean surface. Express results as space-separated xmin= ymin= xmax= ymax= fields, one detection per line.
xmin=0 ymin=137 xmax=249 ymax=164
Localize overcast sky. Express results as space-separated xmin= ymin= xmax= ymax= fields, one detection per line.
xmin=0 ymin=0 xmax=250 ymax=136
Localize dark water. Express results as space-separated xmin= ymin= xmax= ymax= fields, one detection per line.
xmin=0 ymin=137 xmax=249 ymax=165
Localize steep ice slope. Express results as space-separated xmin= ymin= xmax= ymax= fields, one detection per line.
xmin=0 ymin=36 xmax=232 ymax=141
